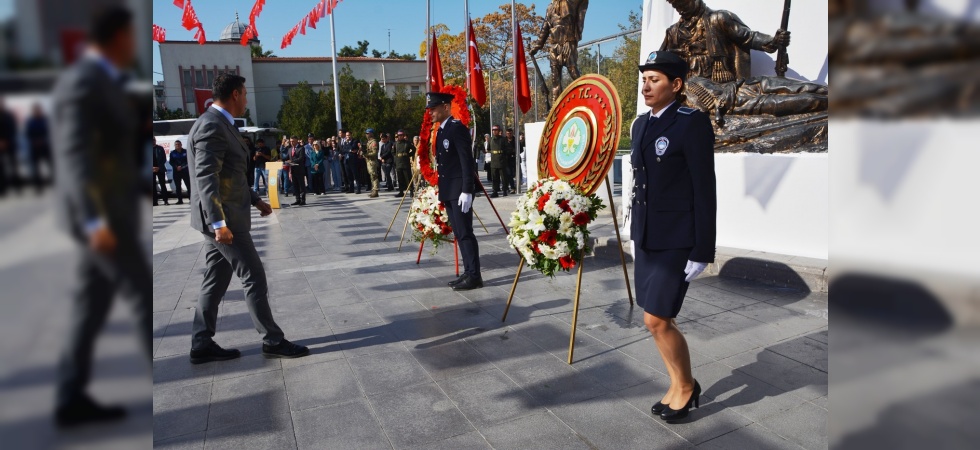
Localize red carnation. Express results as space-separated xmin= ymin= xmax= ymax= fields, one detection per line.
xmin=559 ymin=199 xmax=571 ymax=212
xmin=559 ymin=254 xmax=576 ymax=269
xmin=537 ymin=193 xmax=551 ymax=211
xmin=573 ymin=212 xmax=590 ymax=226
xmin=538 ymin=230 xmax=558 ymax=246
xmin=531 ymin=241 xmax=540 ymax=253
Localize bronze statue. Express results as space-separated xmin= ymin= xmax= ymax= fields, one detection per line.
xmin=660 ymin=0 xmax=829 ymax=152
xmin=529 ymin=0 xmax=589 ymax=109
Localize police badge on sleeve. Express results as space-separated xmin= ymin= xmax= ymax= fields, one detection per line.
xmin=655 ymin=137 xmax=669 ymax=156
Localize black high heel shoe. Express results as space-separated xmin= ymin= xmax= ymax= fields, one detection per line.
xmin=651 ymin=401 xmax=668 ymax=415
xmin=660 ymin=380 xmax=701 ymax=422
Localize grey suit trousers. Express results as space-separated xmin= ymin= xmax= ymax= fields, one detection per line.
xmin=192 ymin=231 xmax=284 ymax=349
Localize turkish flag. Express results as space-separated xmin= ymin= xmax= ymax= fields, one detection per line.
xmin=467 ymin=20 xmax=487 ymax=107
xmin=429 ymin=32 xmax=444 ymax=93
xmin=514 ymin=22 xmax=532 ymax=114
xmin=194 ymin=89 xmax=214 ymax=115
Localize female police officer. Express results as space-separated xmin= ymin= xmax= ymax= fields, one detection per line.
xmin=630 ymin=51 xmax=716 ymax=422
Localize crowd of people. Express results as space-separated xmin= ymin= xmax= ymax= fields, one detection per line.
xmin=0 ymin=99 xmax=54 ymax=197
xmin=266 ymin=129 xmax=422 ymax=205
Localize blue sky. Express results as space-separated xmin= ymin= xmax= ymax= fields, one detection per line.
xmin=152 ymin=0 xmax=643 ymax=83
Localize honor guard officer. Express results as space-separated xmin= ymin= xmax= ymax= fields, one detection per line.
xmin=363 ymin=129 xmax=380 ymax=197
xmin=487 ymin=125 xmax=507 ymax=197
xmin=630 ymin=50 xmax=716 ymax=423
xmin=426 ymin=92 xmax=483 ymax=290
xmin=393 ymin=129 xmax=416 ymax=198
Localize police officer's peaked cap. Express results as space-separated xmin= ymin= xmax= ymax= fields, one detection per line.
xmin=365 ymin=128 xmax=375 ymax=134
xmin=425 ymin=92 xmax=454 ymax=109
xmin=638 ymin=51 xmax=688 ymax=79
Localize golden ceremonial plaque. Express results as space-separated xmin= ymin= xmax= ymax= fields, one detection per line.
xmin=537 ymin=74 xmax=622 ymax=196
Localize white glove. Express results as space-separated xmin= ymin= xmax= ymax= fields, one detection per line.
xmin=458 ymin=193 xmax=473 ymax=213
xmin=684 ymin=260 xmax=708 ymax=282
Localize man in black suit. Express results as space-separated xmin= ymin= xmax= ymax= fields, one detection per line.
xmin=169 ymin=140 xmax=190 ymax=204
xmin=379 ymin=132 xmax=395 ymax=191
xmin=339 ymin=130 xmax=361 ymax=194
xmin=427 ymin=92 xmax=483 ymax=290
xmin=186 ymin=73 xmax=309 ymax=365
xmin=50 ymin=5 xmax=152 ymax=427
xmin=152 ymin=137 xmax=169 ymax=205
xmin=285 ymin=135 xmax=307 ymax=205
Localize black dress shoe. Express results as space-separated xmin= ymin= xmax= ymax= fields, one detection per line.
xmin=661 ymin=380 xmax=701 ymax=422
xmin=55 ymin=394 xmax=126 ymax=428
xmin=651 ymin=401 xmax=668 ymax=415
xmin=394 ymin=192 xmax=404 ymax=198
xmin=489 ymin=193 xmax=499 ymax=198
xmin=452 ymin=275 xmax=483 ymax=291
xmin=447 ymin=274 xmax=467 ymax=286
xmin=262 ymin=339 xmax=310 ymax=359
xmin=190 ymin=342 xmax=241 ymax=364
xmin=290 ymin=201 xmax=302 ymax=206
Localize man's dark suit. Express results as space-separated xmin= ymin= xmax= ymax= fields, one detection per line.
xmin=168 ymin=148 xmax=190 ymax=200
xmin=287 ymin=143 xmax=307 ymax=204
xmin=152 ymin=144 xmax=169 ymax=203
xmin=436 ymin=116 xmax=481 ymax=277
xmin=629 ymin=102 xmax=717 ymax=263
xmin=339 ymin=138 xmax=360 ymax=192
xmin=186 ymin=107 xmax=284 ymax=349
xmin=51 ymin=55 xmax=152 ymax=409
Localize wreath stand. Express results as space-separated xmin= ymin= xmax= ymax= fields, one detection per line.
xmin=500 ymin=178 xmax=634 ymax=364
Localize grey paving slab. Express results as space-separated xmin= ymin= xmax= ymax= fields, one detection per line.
xmin=438 ymin=368 xmax=541 ymax=430
xmin=367 ymin=382 xmax=475 ymax=449
xmin=617 ymin=380 xmax=753 ymax=445
xmin=551 ymin=394 xmax=694 ymax=449
xmin=204 ymin=413 xmax=296 ymax=450
xmin=207 ymin=370 xmax=289 ymax=430
xmin=697 ymin=423 xmax=801 ymax=449
xmin=482 ymin=411 xmax=593 ymax=450
xmin=759 ymin=401 xmax=828 ymax=450
xmin=283 ymin=358 xmax=362 ymax=411
xmin=291 ymin=399 xmax=391 ymax=450
xmin=153 ymin=382 xmax=212 ymax=442
xmin=152 ymin=189 xmax=826 ymax=449
xmin=407 ymin=431 xmax=492 ymax=450
xmin=347 ymin=349 xmax=431 ymax=395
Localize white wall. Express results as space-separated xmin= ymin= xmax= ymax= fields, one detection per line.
xmin=621 ymin=153 xmax=828 ymax=259
xmin=158 ymin=42 xmax=255 ymax=116
xmin=637 ymin=0 xmax=829 ymax=116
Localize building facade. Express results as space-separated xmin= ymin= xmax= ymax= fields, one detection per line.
xmin=157 ymin=17 xmax=426 ymax=127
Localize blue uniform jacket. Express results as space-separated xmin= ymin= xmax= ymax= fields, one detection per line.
xmin=629 ymin=102 xmax=717 ymax=263
xmin=435 ymin=116 xmax=475 ymax=203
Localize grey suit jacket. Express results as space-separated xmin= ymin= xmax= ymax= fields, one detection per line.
xmin=186 ymin=107 xmax=260 ymax=234
xmin=51 ymin=56 xmax=138 ymax=241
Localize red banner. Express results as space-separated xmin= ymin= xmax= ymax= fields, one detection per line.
xmin=429 ymin=32 xmax=444 ymax=93
xmin=194 ymin=89 xmax=214 ymax=115
xmin=152 ymin=24 xmax=166 ymax=43
xmin=514 ymin=22 xmax=532 ymax=114
xmin=467 ymin=19 xmax=486 ymax=107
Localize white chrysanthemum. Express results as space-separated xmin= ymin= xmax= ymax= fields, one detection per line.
xmin=543 ymin=200 xmax=562 ymax=217
xmin=575 ymin=230 xmax=585 ymax=249
xmin=555 ymin=241 xmax=570 ymax=257
xmin=539 ymin=244 xmax=558 ymax=260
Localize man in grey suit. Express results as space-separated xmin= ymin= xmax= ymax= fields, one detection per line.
xmin=186 ymin=73 xmax=309 ymax=364
xmin=51 ymin=5 xmax=151 ymax=427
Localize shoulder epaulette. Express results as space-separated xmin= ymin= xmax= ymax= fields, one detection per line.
xmin=677 ymin=107 xmax=696 ymax=115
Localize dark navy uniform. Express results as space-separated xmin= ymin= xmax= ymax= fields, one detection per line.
xmin=436 ymin=115 xmax=480 ymax=279
xmin=629 ymin=101 xmax=717 ymax=318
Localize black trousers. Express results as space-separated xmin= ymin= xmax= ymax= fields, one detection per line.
xmin=290 ymin=166 xmax=307 ymax=202
xmin=343 ymin=157 xmax=360 ymax=191
xmin=173 ymin=169 xmax=191 ymax=199
xmin=192 ymin=232 xmax=285 ymax=349
xmin=491 ymin=168 xmax=506 ymax=194
xmin=154 ymin=170 xmax=169 ymax=202
xmin=382 ymin=163 xmax=394 ymax=190
xmin=311 ymin=172 xmax=324 ymax=194
xmin=396 ymin=167 xmax=413 ymax=194
xmin=58 ymin=235 xmax=152 ymax=407
xmin=444 ymin=199 xmax=480 ymax=277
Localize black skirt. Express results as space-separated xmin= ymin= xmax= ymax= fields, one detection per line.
xmin=634 ymin=247 xmax=692 ymax=318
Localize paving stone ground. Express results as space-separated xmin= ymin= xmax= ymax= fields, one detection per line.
xmin=152 ymin=184 xmax=828 ymax=450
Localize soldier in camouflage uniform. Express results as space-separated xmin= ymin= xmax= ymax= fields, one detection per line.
xmin=363 ymin=128 xmax=380 ymax=197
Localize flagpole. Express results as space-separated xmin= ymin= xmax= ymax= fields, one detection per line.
xmin=329 ymin=7 xmax=342 ymax=131
xmin=511 ymin=0 xmax=522 ymax=194
xmin=426 ymin=0 xmax=431 ymax=92
xmin=465 ymin=1 xmax=470 ymax=94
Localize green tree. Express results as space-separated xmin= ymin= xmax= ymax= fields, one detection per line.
xmin=277 ymin=82 xmax=319 ymax=137
xmin=155 ymin=107 xmax=195 ymax=120
xmin=338 ymin=40 xmax=371 ymax=57
xmin=605 ymin=10 xmax=642 ymax=149
xmin=250 ymin=44 xmax=275 ymax=58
